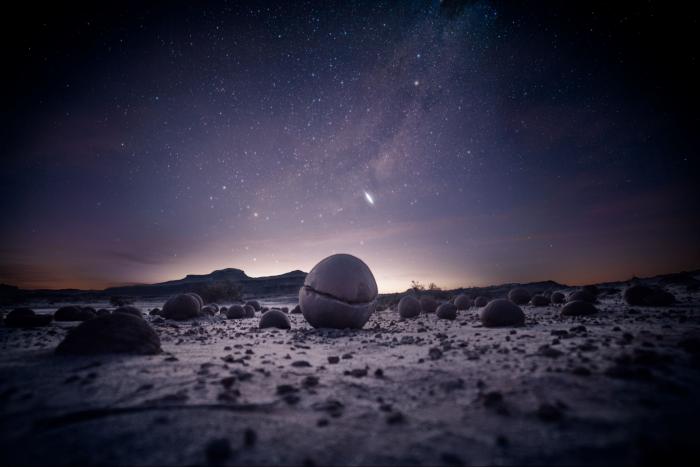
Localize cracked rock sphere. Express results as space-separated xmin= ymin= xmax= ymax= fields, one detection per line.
xmin=299 ymin=253 xmax=378 ymax=329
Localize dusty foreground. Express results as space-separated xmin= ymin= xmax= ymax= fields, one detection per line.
xmin=1 ymin=292 xmax=700 ymax=466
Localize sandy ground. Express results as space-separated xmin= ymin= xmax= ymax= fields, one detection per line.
xmin=1 ymin=289 xmax=699 ymax=466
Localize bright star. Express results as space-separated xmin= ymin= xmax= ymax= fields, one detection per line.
xmin=364 ymin=191 xmax=375 ymax=205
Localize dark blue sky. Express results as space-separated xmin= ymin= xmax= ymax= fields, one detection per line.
xmin=2 ymin=1 xmax=698 ymax=291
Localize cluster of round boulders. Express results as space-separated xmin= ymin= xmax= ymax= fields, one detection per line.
xmin=561 ymin=300 xmax=598 ymax=316
xmin=4 ymin=308 xmax=53 ymax=327
xmin=454 ymin=294 xmax=472 ymax=310
xmin=398 ymin=296 xmax=421 ymax=318
xmin=480 ymin=299 xmax=525 ymax=327
xmin=259 ymin=309 xmax=291 ymax=329
xmin=113 ymin=306 xmax=143 ymax=318
xmin=623 ymin=284 xmax=675 ymax=306
xmin=299 ymin=254 xmax=378 ymax=329
xmin=419 ymin=296 xmax=438 ymax=313
xmin=186 ymin=293 xmax=204 ymax=309
xmin=225 ymin=305 xmax=246 ymax=319
xmin=567 ymin=289 xmax=596 ymax=303
xmin=436 ymin=303 xmax=457 ymax=320
xmin=474 ymin=296 xmax=489 ymax=307
xmin=54 ymin=306 xmax=96 ymax=322
xmin=530 ymin=295 xmax=550 ymax=307
xmin=245 ymin=300 xmax=261 ymax=311
xmin=550 ymin=292 xmax=565 ymax=304
xmin=162 ymin=294 xmax=201 ymax=320
xmin=56 ymin=313 xmax=161 ymax=355
xmin=508 ymin=288 xmax=531 ymax=305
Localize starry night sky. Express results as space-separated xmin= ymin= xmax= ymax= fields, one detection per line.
xmin=2 ymin=1 xmax=699 ymax=291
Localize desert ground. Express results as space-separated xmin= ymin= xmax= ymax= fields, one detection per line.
xmin=1 ymin=283 xmax=699 ymax=466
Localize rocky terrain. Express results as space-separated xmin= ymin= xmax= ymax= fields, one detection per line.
xmin=1 ymin=275 xmax=699 ymax=465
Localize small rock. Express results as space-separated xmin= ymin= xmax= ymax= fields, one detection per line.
xmin=436 ymin=303 xmax=457 ymax=320
xmin=259 ymin=309 xmax=291 ymax=329
xmin=561 ymin=300 xmax=598 ymax=316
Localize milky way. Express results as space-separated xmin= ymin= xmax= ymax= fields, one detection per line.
xmin=2 ymin=1 xmax=698 ymax=291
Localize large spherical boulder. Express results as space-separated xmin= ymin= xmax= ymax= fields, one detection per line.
xmin=561 ymin=300 xmax=598 ymax=316
xmin=54 ymin=306 xmax=96 ymax=322
xmin=56 ymin=313 xmax=161 ymax=355
xmin=299 ymin=254 xmax=378 ymax=329
xmin=259 ymin=309 xmax=291 ymax=329
xmin=245 ymin=300 xmax=261 ymax=311
xmin=550 ymin=292 xmax=565 ymax=304
xmin=419 ymin=296 xmax=438 ymax=313
xmin=454 ymin=294 xmax=472 ymax=310
xmin=5 ymin=308 xmax=53 ymax=327
xmin=186 ymin=293 xmax=204 ymax=309
xmin=225 ymin=305 xmax=246 ymax=319
xmin=474 ymin=296 xmax=489 ymax=307
xmin=480 ymin=299 xmax=525 ymax=327
xmin=530 ymin=295 xmax=550 ymax=307
xmin=398 ymin=296 xmax=421 ymax=318
xmin=567 ymin=289 xmax=596 ymax=303
xmin=114 ymin=306 xmax=143 ymax=318
xmin=623 ymin=285 xmax=675 ymax=306
xmin=508 ymin=288 xmax=531 ymax=305
xmin=162 ymin=294 xmax=201 ymax=320
xmin=436 ymin=303 xmax=457 ymax=320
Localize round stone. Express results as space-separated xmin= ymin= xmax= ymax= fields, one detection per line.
xmin=436 ymin=303 xmax=457 ymax=320
xmin=454 ymin=294 xmax=472 ymax=310
xmin=244 ymin=305 xmax=256 ymax=318
xmin=561 ymin=300 xmax=598 ymax=316
xmin=474 ymin=296 xmax=489 ymax=307
xmin=186 ymin=293 xmax=204 ymax=308
xmin=419 ymin=296 xmax=438 ymax=313
xmin=622 ymin=285 xmax=675 ymax=306
xmin=113 ymin=306 xmax=143 ymax=318
xmin=55 ymin=313 xmax=161 ymax=355
xmin=398 ymin=296 xmax=421 ymax=318
xmin=162 ymin=294 xmax=201 ymax=320
xmin=508 ymin=288 xmax=531 ymax=305
xmin=299 ymin=254 xmax=378 ymax=329
xmin=530 ymin=295 xmax=550 ymax=307
xmin=225 ymin=305 xmax=246 ymax=319
xmin=245 ymin=300 xmax=261 ymax=311
xmin=5 ymin=308 xmax=53 ymax=327
xmin=567 ymin=289 xmax=596 ymax=303
xmin=259 ymin=309 xmax=291 ymax=329
xmin=480 ymin=299 xmax=525 ymax=327
xmin=54 ymin=306 xmax=96 ymax=322
xmin=550 ymin=292 xmax=565 ymax=304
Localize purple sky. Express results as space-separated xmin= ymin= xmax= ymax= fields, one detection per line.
xmin=2 ymin=1 xmax=698 ymax=291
